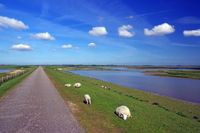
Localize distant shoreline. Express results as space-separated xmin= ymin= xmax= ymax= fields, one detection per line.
xmin=144 ymin=70 xmax=200 ymax=80
xmin=1 ymin=65 xmax=200 ymax=70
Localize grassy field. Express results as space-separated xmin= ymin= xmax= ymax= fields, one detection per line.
xmin=0 ymin=67 xmax=35 ymax=98
xmin=145 ymin=70 xmax=200 ymax=80
xmin=0 ymin=65 xmax=36 ymax=69
xmin=0 ymin=73 xmax=6 ymax=77
xmin=0 ymin=65 xmax=19 ymax=69
xmin=45 ymin=67 xmax=200 ymax=133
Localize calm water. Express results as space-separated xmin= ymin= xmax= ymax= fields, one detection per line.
xmin=0 ymin=69 xmax=13 ymax=73
xmin=69 ymin=69 xmax=200 ymax=104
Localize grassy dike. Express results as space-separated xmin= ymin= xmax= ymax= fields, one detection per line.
xmin=45 ymin=67 xmax=200 ymax=133
xmin=0 ymin=68 xmax=35 ymax=98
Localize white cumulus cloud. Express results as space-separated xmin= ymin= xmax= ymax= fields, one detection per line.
xmin=88 ymin=42 xmax=96 ymax=47
xmin=183 ymin=29 xmax=200 ymax=37
xmin=31 ymin=32 xmax=55 ymax=40
xmin=62 ymin=44 xmax=73 ymax=49
xmin=0 ymin=16 xmax=28 ymax=30
xmin=11 ymin=44 xmax=32 ymax=51
xmin=144 ymin=23 xmax=175 ymax=36
xmin=118 ymin=25 xmax=134 ymax=38
xmin=89 ymin=26 xmax=108 ymax=36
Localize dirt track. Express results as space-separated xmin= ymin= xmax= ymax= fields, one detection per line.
xmin=0 ymin=67 xmax=84 ymax=133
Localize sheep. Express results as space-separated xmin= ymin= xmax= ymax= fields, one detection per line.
xmin=9 ymin=69 xmax=25 ymax=76
xmin=101 ymin=85 xmax=108 ymax=89
xmin=65 ymin=83 xmax=71 ymax=87
xmin=115 ymin=105 xmax=131 ymax=120
xmin=57 ymin=68 xmax=63 ymax=71
xmin=74 ymin=83 xmax=81 ymax=88
xmin=83 ymin=94 xmax=91 ymax=105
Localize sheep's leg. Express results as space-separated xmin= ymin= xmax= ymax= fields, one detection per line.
xmin=88 ymin=99 xmax=91 ymax=104
xmin=84 ymin=99 xmax=87 ymax=104
xmin=86 ymin=99 xmax=89 ymax=104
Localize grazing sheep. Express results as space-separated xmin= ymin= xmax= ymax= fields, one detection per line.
xmin=9 ymin=69 xmax=25 ymax=76
xmin=74 ymin=83 xmax=81 ymax=88
xmin=101 ymin=85 xmax=108 ymax=89
xmin=65 ymin=83 xmax=71 ymax=87
xmin=115 ymin=105 xmax=131 ymax=120
xmin=57 ymin=68 xmax=63 ymax=71
xmin=83 ymin=94 xmax=91 ymax=105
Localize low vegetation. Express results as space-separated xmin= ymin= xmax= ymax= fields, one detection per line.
xmin=145 ymin=70 xmax=200 ymax=79
xmin=45 ymin=67 xmax=200 ymax=133
xmin=0 ymin=65 xmax=35 ymax=69
xmin=0 ymin=73 xmax=6 ymax=77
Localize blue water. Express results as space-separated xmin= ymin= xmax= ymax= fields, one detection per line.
xmin=69 ymin=69 xmax=200 ymax=104
xmin=0 ymin=69 xmax=13 ymax=73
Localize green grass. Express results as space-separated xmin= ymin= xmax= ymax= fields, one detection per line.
xmin=0 ymin=68 xmax=35 ymax=98
xmin=0 ymin=65 xmax=36 ymax=69
xmin=0 ymin=73 xmax=6 ymax=77
xmin=145 ymin=70 xmax=200 ymax=80
xmin=45 ymin=67 xmax=200 ymax=133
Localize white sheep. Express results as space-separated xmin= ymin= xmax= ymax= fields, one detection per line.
xmin=101 ymin=85 xmax=109 ymax=89
xmin=65 ymin=83 xmax=71 ymax=87
xmin=115 ymin=105 xmax=131 ymax=120
xmin=74 ymin=83 xmax=81 ymax=88
xmin=83 ymin=94 xmax=91 ymax=105
xmin=57 ymin=68 xmax=63 ymax=71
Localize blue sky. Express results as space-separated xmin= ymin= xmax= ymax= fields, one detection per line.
xmin=0 ymin=0 xmax=200 ymax=65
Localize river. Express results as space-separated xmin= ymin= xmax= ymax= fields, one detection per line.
xmin=0 ymin=69 xmax=13 ymax=73
xmin=69 ymin=69 xmax=200 ymax=104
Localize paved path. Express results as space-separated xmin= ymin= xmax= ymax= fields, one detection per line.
xmin=0 ymin=67 xmax=84 ymax=133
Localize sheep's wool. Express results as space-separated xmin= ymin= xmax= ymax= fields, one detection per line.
xmin=84 ymin=94 xmax=91 ymax=104
xmin=84 ymin=94 xmax=90 ymax=100
xmin=74 ymin=83 xmax=81 ymax=88
xmin=116 ymin=105 xmax=131 ymax=118
xmin=65 ymin=84 xmax=71 ymax=87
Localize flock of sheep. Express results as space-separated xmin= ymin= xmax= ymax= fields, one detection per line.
xmin=64 ymin=82 xmax=131 ymax=120
xmin=0 ymin=69 xmax=25 ymax=85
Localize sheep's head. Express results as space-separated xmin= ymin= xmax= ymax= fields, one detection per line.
xmin=119 ymin=113 xmax=127 ymax=120
xmin=122 ymin=115 xmax=128 ymax=120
